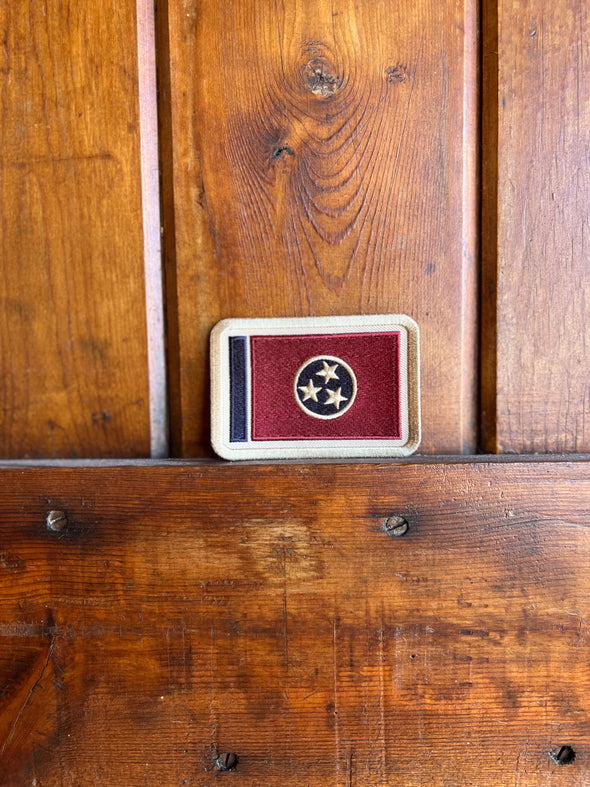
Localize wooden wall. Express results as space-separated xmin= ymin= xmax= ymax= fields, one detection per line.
xmin=2 ymin=1 xmax=590 ymax=783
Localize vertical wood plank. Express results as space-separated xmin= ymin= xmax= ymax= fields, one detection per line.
xmin=160 ymin=0 xmax=478 ymax=456
xmin=482 ymin=0 xmax=590 ymax=453
xmin=0 ymin=1 xmax=153 ymax=457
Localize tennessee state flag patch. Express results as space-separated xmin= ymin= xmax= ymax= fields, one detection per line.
xmin=210 ymin=315 xmax=420 ymax=460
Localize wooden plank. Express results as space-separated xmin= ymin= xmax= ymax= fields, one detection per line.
xmin=160 ymin=0 xmax=478 ymax=456
xmin=1 ymin=459 xmax=590 ymax=785
xmin=481 ymin=0 xmax=590 ymax=453
xmin=0 ymin=1 xmax=154 ymax=458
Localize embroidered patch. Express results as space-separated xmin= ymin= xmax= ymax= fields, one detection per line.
xmin=210 ymin=315 xmax=420 ymax=460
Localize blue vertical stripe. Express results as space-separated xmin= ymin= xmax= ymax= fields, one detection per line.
xmin=229 ymin=337 xmax=248 ymax=441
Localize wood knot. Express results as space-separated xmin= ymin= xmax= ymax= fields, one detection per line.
xmin=304 ymin=59 xmax=342 ymax=97
xmin=385 ymin=64 xmax=408 ymax=83
xmin=271 ymin=145 xmax=295 ymax=161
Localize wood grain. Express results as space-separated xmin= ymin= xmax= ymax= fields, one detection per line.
xmin=1 ymin=459 xmax=590 ymax=784
xmin=160 ymin=0 xmax=478 ymax=456
xmin=481 ymin=0 xmax=590 ymax=453
xmin=0 ymin=1 xmax=152 ymax=458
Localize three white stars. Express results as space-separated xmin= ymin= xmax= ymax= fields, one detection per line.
xmin=298 ymin=362 xmax=349 ymax=410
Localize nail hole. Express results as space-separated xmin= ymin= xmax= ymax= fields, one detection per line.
xmin=549 ymin=745 xmax=576 ymax=765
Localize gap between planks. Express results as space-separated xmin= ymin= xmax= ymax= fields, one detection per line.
xmin=137 ymin=0 xmax=169 ymax=458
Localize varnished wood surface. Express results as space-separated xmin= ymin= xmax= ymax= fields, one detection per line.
xmin=1 ymin=459 xmax=590 ymax=785
xmin=481 ymin=0 xmax=590 ymax=453
xmin=0 ymin=1 xmax=152 ymax=458
xmin=160 ymin=0 xmax=478 ymax=457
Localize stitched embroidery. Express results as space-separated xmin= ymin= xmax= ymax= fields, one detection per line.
xmin=294 ymin=356 xmax=357 ymax=420
xmin=210 ymin=314 xmax=421 ymax=459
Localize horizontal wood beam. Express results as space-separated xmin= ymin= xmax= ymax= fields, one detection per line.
xmin=1 ymin=460 xmax=589 ymax=784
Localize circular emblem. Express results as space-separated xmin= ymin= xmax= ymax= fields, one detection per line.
xmin=294 ymin=355 xmax=357 ymax=419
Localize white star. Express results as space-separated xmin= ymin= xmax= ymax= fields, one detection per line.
xmin=324 ymin=387 xmax=348 ymax=410
xmin=298 ymin=378 xmax=322 ymax=402
xmin=316 ymin=361 xmax=339 ymax=383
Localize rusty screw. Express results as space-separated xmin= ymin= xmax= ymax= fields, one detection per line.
xmin=46 ymin=510 xmax=67 ymax=532
xmin=383 ymin=515 xmax=409 ymax=537
xmin=215 ymin=752 xmax=239 ymax=771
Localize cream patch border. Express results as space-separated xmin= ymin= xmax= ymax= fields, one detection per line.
xmin=210 ymin=314 xmax=420 ymax=461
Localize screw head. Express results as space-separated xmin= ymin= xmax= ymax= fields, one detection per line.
xmin=46 ymin=510 xmax=67 ymax=532
xmin=215 ymin=752 xmax=239 ymax=771
xmin=383 ymin=515 xmax=409 ymax=537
